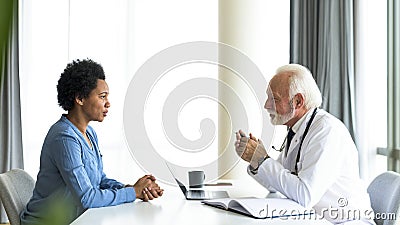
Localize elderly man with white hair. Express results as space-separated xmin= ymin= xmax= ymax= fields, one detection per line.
xmin=235 ymin=64 xmax=375 ymax=224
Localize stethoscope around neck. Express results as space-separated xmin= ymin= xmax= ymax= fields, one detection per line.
xmin=272 ymin=108 xmax=319 ymax=175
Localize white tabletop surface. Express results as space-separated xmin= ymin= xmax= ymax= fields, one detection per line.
xmin=70 ymin=180 xmax=332 ymax=225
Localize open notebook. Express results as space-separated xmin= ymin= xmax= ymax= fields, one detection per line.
xmin=202 ymin=197 xmax=313 ymax=219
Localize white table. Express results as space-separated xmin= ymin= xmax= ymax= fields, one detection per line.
xmin=70 ymin=181 xmax=332 ymax=225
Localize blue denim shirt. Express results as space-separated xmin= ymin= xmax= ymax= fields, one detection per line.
xmin=21 ymin=115 xmax=135 ymax=225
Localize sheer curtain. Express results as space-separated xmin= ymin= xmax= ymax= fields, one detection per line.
xmin=0 ymin=0 xmax=24 ymax=222
xmin=354 ymin=0 xmax=387 ymax=179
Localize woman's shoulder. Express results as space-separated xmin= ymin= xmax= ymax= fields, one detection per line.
xmin=47 ymin=116 xmax=79 ymax=139
xmin=46 ymin=116 xmax=98 ymax=141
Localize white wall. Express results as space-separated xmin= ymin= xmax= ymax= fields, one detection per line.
xmin=20 ymin=0 xmax=219 ymax=184
xmin=218 ymin=0 xmax=289 ymax=186
xmin=20 ymin=0 xmax=70 ymax=178
xmin=19 ymin=0 xmax=292 ymax=185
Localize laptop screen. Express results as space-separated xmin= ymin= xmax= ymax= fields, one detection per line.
xmin=165 ymin=163 xmax=188 ymax=194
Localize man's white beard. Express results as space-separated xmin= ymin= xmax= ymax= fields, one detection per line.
xmin=268 ymin=103 xmax=295 ymax=125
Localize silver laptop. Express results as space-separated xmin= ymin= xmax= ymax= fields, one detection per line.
xmin=166 ymin=164 xmax=229 ymax=200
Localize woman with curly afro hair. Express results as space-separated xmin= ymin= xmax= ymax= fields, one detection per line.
xmin=21 ymin=59 xmax=163 ymax=225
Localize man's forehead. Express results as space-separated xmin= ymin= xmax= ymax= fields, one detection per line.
xmin=267 ymin=74 xmax=290 ymax=97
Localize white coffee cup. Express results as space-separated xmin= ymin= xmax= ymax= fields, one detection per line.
xmin=188 ymin=170 xmax=205 ymax=188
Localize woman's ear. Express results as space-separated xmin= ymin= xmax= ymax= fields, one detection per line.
xmin=75 ymin=96 xmax=84 ymax=106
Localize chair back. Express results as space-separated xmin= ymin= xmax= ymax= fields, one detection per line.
xmin=367 ymin=171 xmax=400 ymax=225
xmin=0 ymin=169 xmax=35 ymax=225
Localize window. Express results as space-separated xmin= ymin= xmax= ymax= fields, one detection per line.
xmin=355 ymin=0 xmax=387 ymax=180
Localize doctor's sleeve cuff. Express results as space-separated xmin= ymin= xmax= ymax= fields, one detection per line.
xmin=248 ymin=155 xmax=270 ymax=175
xmin=247 ymin=155 xmax=270 ymax=176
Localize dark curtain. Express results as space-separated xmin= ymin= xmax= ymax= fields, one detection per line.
xmin=290 ymin=0 xmax=356 ymax=140
xmin=0 ymin=0 xmax=24 ymax=222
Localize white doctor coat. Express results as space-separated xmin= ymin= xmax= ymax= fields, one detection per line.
xmin=248 ymin=109 xmax=375 ymax=224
